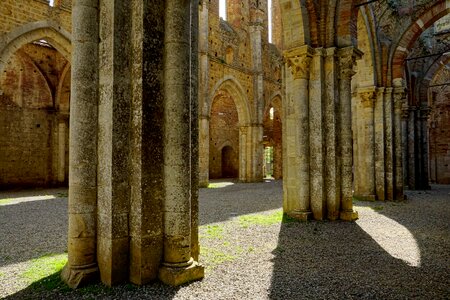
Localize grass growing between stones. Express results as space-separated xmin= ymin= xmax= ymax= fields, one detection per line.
xmin=0 ymin=198 xmax=13 ymax=205
xmin=238 ymin=210 xmax=297 ymax=228
xmin=200 ymin=224 xmax=224 ymax=239
xmin=21 ymin=253 xmax=67 ymax=285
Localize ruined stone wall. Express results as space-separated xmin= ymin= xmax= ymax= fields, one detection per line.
xmin=209 ymin=92 xmax=240 ymax=178
xmin=0 ymin=43 xmax=70 ymax=188
xmin=0 ymin=0 xmax=71 ymax=34
xmin=429 ymin=88 xmax=450 ymax=184
xmin=203 ymin=1 xmax=282 ymax=182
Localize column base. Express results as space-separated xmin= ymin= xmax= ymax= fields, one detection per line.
xmin=287 ymin=210 xmax=312 ymax=221
xmin=61 ymin=263 xmax=99 ymax=289
xmin=340 ymin=210 xmax=359 ymax=221
xmin=159 ymin=260 xmax=204 ymax=286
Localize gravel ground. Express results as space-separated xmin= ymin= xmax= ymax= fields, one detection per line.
xmin=0 ymin=181 xmax=449 ymax=299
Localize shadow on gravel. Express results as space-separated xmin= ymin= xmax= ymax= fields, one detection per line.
xmin=5 ymin=271 xmax=179 ymax=300
xmin=199 ymin=179 xmax=283 ymax=225
xmin=0 ymin=196 xmax=67 ymax=267
xmin=269 ymin=186 xmax=450 ymax=299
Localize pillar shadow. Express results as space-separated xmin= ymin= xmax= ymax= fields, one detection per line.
xmin=269 ymin=185 xmax=450 ymax=299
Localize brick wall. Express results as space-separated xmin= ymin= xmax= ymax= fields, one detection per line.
xmin=429 ymin=89 xmax=450 ymax=184
xmin=0 ymin=0 xmax=71 ymax=35
xmin=209 ymin=92 xmax=240 ymax=178
xmin=0 ymin=43 xmax=69 ymax=188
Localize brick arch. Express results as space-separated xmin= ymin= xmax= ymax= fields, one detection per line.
xmin=209 ymin=76 xmax=252 ymax=126
xmin=0 ymin=21 xmax=72 ymax=74
xmin=390 ymin=0 xmax=450 ymax=83
xmin=335 ymin=0 xmax=358 ymax=47
xmin=419 ymin=55 xmax=450 ymax=106
xmin=278 ymin=0 xmax=314 ymax=49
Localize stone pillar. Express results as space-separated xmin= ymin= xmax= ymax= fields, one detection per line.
xmin=158 ymin=0 xmax=204 ymax=286
xmin=198 ymin=1 xmax=210 ymax=188
xmin=384 ymin=87 xmax=395 ymax=200
xmin=393 ymin=85 xmax=405 ymax=200
xmin=249 ymin=6 xmax=264 ymax=183
xmin=57 ymin=118 xmax=67 ymax=184
xmin=190 ymin=0 xmax=200 ymax=262
xmin=418 ymin=106 xmax=431 ymax=189
xmin=354 ymin=86 xmax=376 ymax=201
xmin=97 ymin=0 xmax=132 ymax=285
xmin=374 ymin=87 xmax=386 ymax=200
xmin=338 ymin=47 xmax=361 ymax=220
xmin=61 ymin=0 xmax=99 ymax=288
xmin=324 ymin=48 xmax=340 ymax=220
xmin=401 ymin=106 xmax=409 ymax=189
xmin=283 ymin=45 xmax=313 ymax=219
xmin=128 ymin=0 xmax=165 ymax=285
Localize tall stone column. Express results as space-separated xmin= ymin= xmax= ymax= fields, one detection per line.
xmin=374 ymin=87 xmax=386 ymax=200
xmin=198 ymin=1 xmax=210 ymax=188
xmin=62 ymin=0 xmax=99 ymax=288
xmin=338 ymin=47 xmax=361 ymax=220
xmin=158 ymin=0 xmax=204 ymax=286
xmin=283 ymin=45 xmax=313 ymax=219
xmin=418 ymin=106 xmax=431 ymax=189
xmin=97 ymin=0 xmax=133 ymax=286
xmin=401 ymin=106 xmax=409 ymax=189
xmin=393 ymin=86 xmax=405 ymax=200
xmin=384 ymin=87 xmax=395 ymax=200
xmin=324 ymin=48 xmax=340 ymax=220
xmin=249 ymin=6 xmax=264 ymax=183
xmin=354 ymin=87 xmax=376 ymax=201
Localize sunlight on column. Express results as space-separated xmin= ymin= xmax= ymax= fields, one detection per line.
xmin=356 ymin=213 xmax=421 ymax=267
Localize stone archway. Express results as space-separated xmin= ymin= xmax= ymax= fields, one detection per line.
xmin=199 ymin=75 xmax=262 ymax=185
xmin=0 ymin=21 xmax=71 ymax=74
xmin=0 ymin=27 xmax=71 ymax=188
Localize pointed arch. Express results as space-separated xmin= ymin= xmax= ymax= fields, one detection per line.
xmin=278 ymin=0 xmax=312 ymax=49
xmin=390 ymin=0 xmax=450 ymax=84
xmin=209 ymin=76 xmax=252 ymax=126
xmin=0 ymin=21 xmax=72 ymax=74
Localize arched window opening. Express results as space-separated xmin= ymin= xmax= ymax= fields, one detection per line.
xmin=219 ymin=0 xmax=227 ymax=20
xmin=49 ymin=0 xmax=55 ymax=7
xmin=268 ymin=0 xmax=273 ymax=43
xmin=269 ymin=107 xmax=274 ymax=120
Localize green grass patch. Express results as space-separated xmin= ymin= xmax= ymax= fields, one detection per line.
xmin=238 ymin=211 xmax=284 ymax=228
xmin=207 ymin=183 xmax=220 ymax=188
xmin=21 ymin=253 xmax=67 ymax=284
xmin=200 ymin=224 xmax=224 ymax=239
xmin=201 ymin=246 xmax=235 ymax=268
xmin=372 ymin=205 xmax=384 ymax=211
xmin=0 ymin=198 xmax=13 ymax=205
xmin=0 ymin=271 xmax=5 ymax=278
xmin=57 ymin=192 xmax=68 ymax=198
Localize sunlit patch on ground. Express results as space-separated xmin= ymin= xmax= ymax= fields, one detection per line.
xmin=206 ymin=181 xmax=235 ymax=188
xmin=0 ymin=195 xmax=57 ymax=206
xmin=354 ymin=204 xmax=421 ymax=267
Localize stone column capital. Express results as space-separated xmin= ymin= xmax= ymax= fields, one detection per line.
xmin=283 ymin=45 xmax=314 ymax=80
xmin=337 ymin=46 xmax=363 ymax=80
xmin=401 ymin=108 xmax=410 ymax=119
xmin=358 ymin=88 xmax=377 ymax=108
xmin=419 ymin=106 xmax=432 ymax=120
xmin=393 ymin=87 xmax=406 ymax=109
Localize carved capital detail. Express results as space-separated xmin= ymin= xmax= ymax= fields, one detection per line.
xmin=284 ymin=45 xmax=314 ymax=80
xmin=359 ymin=90 xmax=376 ymax=108
xmin=393 ymin=87 xmax=406 ymax=109
xmin=337 ymin=47 xmax=363 ymax=80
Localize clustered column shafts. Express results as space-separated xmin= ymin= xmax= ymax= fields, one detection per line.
xmin=354 ymin=87 xmax=377 ymax=201
xmin=61 ymin=0 xmax=99 ymax=288
xmin=338 ymin=47 xmax=361 ymax=221
xmin=393 ymin=87 xmax=405 ymax=200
